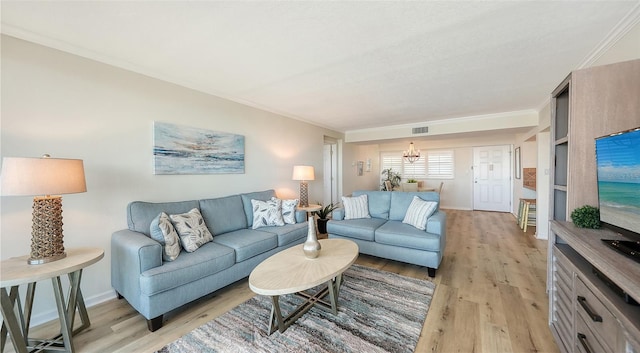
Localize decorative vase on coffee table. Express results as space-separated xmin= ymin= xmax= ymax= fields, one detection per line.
xmin=303 ymin=216 xmax=321 ymax=259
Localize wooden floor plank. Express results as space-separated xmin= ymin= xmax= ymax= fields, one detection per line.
xmin=6 ymin=210 xmax=559 ymax=353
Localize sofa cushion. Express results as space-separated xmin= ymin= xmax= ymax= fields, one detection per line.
xmin=170 ymin=208 xmax=214 ymax=252
xmin=212 ymin=229 xmax=278 ymax=262
xmin=402 ymin=196 xmax=438 ymax=230
xmin=389 ymin=192 xmax=440 ymax=221
xmin=139 ymin=241 xmax=235 ymax=296
xmin=375 ymin=221 xmax=441 ymax=252
xmin=128 ymin=200 xmax=200 ymax=236
xmin=241 ymin=190 xmax=276 ymax=227
xmin=199 ymin=195 xmax=247 ymax=235
xmin=150 ymin=212 xmax=182 ymax=262
xmin=326 ymin=218 xmax=387 ymax=241
xmin=256 ymin=222 xmax=307 ymax=246
xmin=342 ymin=194 xmax=371 ymax=220
xmin=251 ymin=199 xmax=285 ymax=229
xmin=352 ymin=191 xmax=391 ymax=219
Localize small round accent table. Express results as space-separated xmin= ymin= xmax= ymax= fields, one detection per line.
xmin=297 ymin=204 xmax=322 ymax=218
xmin=249 ymin=239 xmax=358 ymax=334
xmin=1 ymin=247 xmax=104 ymax=353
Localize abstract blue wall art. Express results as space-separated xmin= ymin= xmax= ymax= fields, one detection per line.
xmin=153 ymin=122 xmax=245 ymax=175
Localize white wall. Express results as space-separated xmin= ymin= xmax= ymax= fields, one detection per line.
xmin=341 ymin=144 xmax=380 ymax=195
xmin=374 ymin=133 xmax=517 ymax=210
xmin=536 ymin=131 xmax=551 ymax=239
xmin=0 ymin=35 xmax=345 ymax=323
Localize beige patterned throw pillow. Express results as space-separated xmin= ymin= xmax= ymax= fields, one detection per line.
xmin=272 ymin=197 xmax=299 ymax=224
xmin=170 ymin=208 xmax=214 ymax=252
xmin=150 ymin=212 xmax=182 ymax=261
xmin=251 ymin=199 xmax=285 ymax=229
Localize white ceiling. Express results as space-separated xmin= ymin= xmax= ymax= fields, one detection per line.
xmin=2 ymin=1 xmax=639 ymax=134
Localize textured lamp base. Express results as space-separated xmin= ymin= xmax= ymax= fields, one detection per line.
xmin=299 ymin=181 xmax=309 ymax=207
xmin=29 ymin=196 xmax=66 ymax=265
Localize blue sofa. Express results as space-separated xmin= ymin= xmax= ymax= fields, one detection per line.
xmin=111 ymin=190 xmax=308 ymax=331
xmin=327 ymin=191 xmax=446 ymax=277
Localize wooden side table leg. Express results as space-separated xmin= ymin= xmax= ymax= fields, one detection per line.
xmin=0 ymin=288 xmax=28 ymax=353
xmin=67 ymin=270 xmax=90 ymax=334
xmin=51 ymin=277 xmax=74 ymax=353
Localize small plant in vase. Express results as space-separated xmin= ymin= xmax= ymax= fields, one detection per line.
xmin=314 ymin=202 xmax=340 ymax=234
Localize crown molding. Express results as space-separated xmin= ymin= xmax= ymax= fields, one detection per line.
xmin=578 ymin=2 xmax=640 ymax=69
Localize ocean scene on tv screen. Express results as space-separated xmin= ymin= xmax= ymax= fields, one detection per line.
xmin=596 ymin=128 xmax=640 ymax=234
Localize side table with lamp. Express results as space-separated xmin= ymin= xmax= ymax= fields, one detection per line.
xmin=0 ymin=155 xmax=103 ymax=353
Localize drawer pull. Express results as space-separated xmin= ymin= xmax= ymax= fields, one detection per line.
xmin=577 ymin=333 xmax=594 ymax=353
xmin=577 ymin=296 xmax=602 ymax=322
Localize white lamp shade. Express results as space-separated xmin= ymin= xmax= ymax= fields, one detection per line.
xmin=292 ymin=165 xmax=315 ymax=181
xmin=1 ymin=157 xmax=87 ymax=196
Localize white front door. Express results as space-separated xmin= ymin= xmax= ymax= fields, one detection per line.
xmin=473 ymin=145 xmax=512 ymax=212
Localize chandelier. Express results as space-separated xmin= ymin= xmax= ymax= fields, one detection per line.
xmin=403 ymin=142 xmax=421 ymax=163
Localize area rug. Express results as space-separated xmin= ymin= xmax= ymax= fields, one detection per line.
xmin=157 ymin=264 xmax=435 ymax=353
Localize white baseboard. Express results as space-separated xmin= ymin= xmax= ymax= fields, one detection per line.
xmin=30 ymin=289 xmax=117 ymax=327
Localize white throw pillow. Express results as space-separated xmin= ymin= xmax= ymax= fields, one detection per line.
xmin=272 ymin=197 xmax=299 ymax=224
xmin=403 ymin=196 xmax=438 ymax=230
xmin=342 ymin=194 xmax=371 ymax=220
xmin=150 ymin=212 xmax=182 ymax=261
xmin=169 ymin=208 xmax=214 ymax=252
xmin=252 ymin=199 xmax=285 ymax=229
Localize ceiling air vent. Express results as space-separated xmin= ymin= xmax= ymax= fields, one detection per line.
xmin=412 ymin=127 xmax=428 ymax=134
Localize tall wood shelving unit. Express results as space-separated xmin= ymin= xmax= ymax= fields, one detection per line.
xmin=547 ymin=59 xmax=640 ymax=353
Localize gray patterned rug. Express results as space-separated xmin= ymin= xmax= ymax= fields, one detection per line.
xmin=157 ymin=264 xmax=435 ymax=353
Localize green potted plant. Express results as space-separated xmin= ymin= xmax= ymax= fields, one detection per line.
xmin=381 ymin=168 xmax=402 ymax=191
xmin=407 ymin=178 xmax=418 ymax=183
xmin=314 ymin=202 xmax=340 ymax=234
xmin=570 ymin=205 xmax=601 ymax=229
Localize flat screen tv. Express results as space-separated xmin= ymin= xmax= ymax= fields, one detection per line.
xmin=595 ymin=127 xmax=640 ymax=245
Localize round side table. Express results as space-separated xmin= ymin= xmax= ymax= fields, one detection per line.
xmin=1 ymin=247 xmax=104 ymax=353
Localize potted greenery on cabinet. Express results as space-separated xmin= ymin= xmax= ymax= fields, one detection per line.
xmin=314 ymin=202 xmax=339 ymax=234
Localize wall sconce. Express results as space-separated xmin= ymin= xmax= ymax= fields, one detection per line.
xmin=292 ymin=165 xmax=314 ymax=207
xmin=1 ymin=155 xmax=87 ymax=264
xmin=403 ymin=142 xmax=421 ymax=164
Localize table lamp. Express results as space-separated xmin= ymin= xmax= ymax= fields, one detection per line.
xmin=1 ymin=155 xmax=87 ymax=264
xmin=292 ymin=165 xmax=314 ymax=207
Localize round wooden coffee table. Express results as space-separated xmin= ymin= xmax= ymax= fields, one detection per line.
xmin=249 ymin=238 xmax=358 ymax=334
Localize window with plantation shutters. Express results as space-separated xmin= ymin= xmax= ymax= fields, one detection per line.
xmin=426 ymin=150 xmax=454 ymax=179
xmin=380 ymin=150 xmax=454 ymax=180
xmin=380 ymin=152 xmax=403 ymax=176
xmin=380 ymin=152 xmax=428 ymax=179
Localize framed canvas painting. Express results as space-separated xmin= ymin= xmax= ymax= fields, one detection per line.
xmin=153 ymin=122 xmax=245 ymax=174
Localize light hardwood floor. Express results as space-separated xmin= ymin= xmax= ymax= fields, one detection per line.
xmin=16 ymin=210 xmax=560 ymax=353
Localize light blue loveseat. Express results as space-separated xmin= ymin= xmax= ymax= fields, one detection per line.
xmin=111 ymin=190 xmax=307 ymax=331
xmin=327 ymin=190 xmax=446 ymax=277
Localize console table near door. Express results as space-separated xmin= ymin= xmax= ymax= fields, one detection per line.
xmin=1 ymin=247 xmax=104 ymax=353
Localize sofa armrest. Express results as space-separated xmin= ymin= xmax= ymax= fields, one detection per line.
xmin=332 ymin=208 xmax=345 ymax=220
xmin=426 ymin=210 xmax=447 ymax=252
xmin=111 ymin=229 xmax=162 ymax=299
xmin=295 ymin=210 xmax=307 ymax=223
